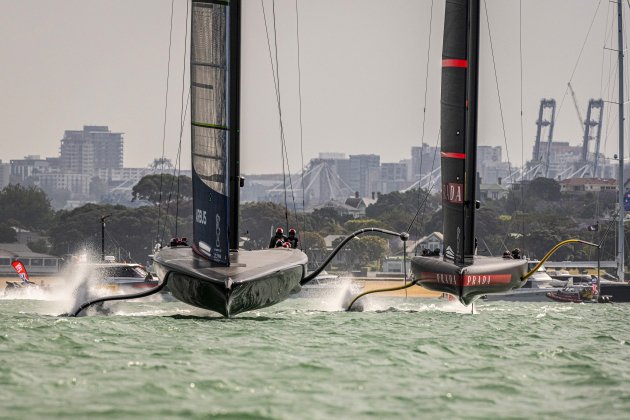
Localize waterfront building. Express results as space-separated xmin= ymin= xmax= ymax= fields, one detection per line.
xmin=559 ymin=177 xmax=617 ymax=192
xmin=0 ymin=243 xmax=60 ymax=276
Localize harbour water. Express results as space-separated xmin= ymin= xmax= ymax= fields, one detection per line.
xmin=1 ymin=293 xmax=629 ymax=418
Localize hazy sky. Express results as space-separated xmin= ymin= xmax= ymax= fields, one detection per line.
xmin=0 ymin=0 xmax=627 ymax=174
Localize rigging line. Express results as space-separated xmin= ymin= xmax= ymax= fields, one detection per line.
xmin=272 ymin=0 xmax=299 ymax=228
xmin=156 ymin=0 xmax=176 ymax=247
xmin=174 ymin=0 xmax=189 ymax=238
xmin=600 ymin=2 xmax=613 ymax=99
xmin=556 ymin=0 xmax=603 ymax=125
xmin=158 ymin=1 xmax=188 ymax=244
xmin=261 ymin=0 xmax=289 ymax=229
xmin=295 ymin=0 xmax=306 ymax=244
xmin=519 ymin=0 xmax=525 ymax=255
xmin=161 ymin=88 xmax=191 ymax=244
xmin=483 ymin=0 xmax=512 ymax=180
xmin=406 ymin=129 xmax=441 ymax=238
xmin=271 ymin=0 xmax=289 ymax=227
xmin=271 ymin=0 xmax=300 ymax=230
xmin=414 ymin=0 xmax=435 ymax=234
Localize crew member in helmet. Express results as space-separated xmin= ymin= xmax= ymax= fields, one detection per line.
xmin=282 ymin=241 xmax=292 ymax=249
xmin=275 ymin=239 xmax=285 ymax=248
xmin=287 ymin=228 xmax=299 ymax=249
xmin=269 ymin=227 xmax=287 ymax=248
xmin=511 ymin=248 xmax=521 ymax=259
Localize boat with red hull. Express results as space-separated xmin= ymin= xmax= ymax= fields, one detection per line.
xmin=410 ymin=0 xmax=527 ymax=304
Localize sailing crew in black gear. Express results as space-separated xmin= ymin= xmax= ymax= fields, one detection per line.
xmin=287 ymin=228 xmax=299 ymax=249
xmin=269 ymin=227 xmax=287 ymax=248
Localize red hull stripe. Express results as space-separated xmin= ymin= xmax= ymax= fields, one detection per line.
xmin=442 ymin=59 xmax=468 ymax=68
xmin=441 ymin=152 xmax=466 ymax=159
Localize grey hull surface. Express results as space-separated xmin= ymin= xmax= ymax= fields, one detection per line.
xmin=153 ymin=246 xmax=308 ymax=317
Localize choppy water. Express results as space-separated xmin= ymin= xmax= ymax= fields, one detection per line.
xmin=1 ymin=292 xmax=629 ymax=419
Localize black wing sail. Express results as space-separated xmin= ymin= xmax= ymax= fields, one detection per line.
xmin=441 ymin=0 xmax=477 ymax=265
xmin=191 ymin=1 xmax=231 ymax=265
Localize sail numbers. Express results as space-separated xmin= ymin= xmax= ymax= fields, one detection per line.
xmin=195 ymin=209 xmax=207 ymax=225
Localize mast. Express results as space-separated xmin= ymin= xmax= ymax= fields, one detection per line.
xmin=228 ymin=0 xmax=241 ymax=250
xmin=463 ymin=0 xmax=480 ymax=262
xmin=617 ymin=0 xmax=625 ymax=282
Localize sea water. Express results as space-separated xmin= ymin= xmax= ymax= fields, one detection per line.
xmin=1 ymin=293 xmax=629 ymax=418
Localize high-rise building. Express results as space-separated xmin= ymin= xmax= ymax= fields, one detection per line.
xmin=349 ymin=154 xmax=380 ymax=197
xmin=477 ymin=146 xmax=508 ymax=184
xmin=380 ymin=161 xmax=409 ymax=194
xmin=411 ymin=143 xmax=440 ymax=180
xmin=0 ymin=160 xmax=11 ymax=189
xmin=9 ymin=155 xmax=59 ymax=183
xmin=60 ymin=126 xmax=123 ymax=175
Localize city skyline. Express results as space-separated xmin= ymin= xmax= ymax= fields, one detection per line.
xmin=0 ymin=0 xmax=626 ymax=174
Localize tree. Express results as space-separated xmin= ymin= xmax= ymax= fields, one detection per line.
xmin=48 ymin=203 xmax=182 ymax=263
xmin=132 ymin=174 xmax=192 ymax=205
xmin=332 ymin=235 xmax=388 ymax=270
xmin=0 ymin=223 xmax=17 ymax=242
xmin=527 ymin=177 xmax=561 ymax=201
xmin=343 ymin=218 xmax=389 ymax=233
xmin=28 ymin=238 xmax=50 ymax=254
xmin=300 ymin=231 xmax=327 ymax=268
xmin=301 ymin=231 xmax=326 ymax=251
xmin=240 ymin=202 xmax=291 ymax=249
xmin=366 ymin=189 xmax=440 ymax=237
xmin=0 ymin=184 xmax=54 ymax=230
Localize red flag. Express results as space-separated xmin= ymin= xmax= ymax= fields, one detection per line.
xmin=11 ymin=260 xmax=29 ymax=282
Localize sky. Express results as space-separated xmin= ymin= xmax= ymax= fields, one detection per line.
xmin=0 ymin=0 xmax=627 ymax=175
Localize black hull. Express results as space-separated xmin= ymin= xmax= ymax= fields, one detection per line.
xmin=411 ymin=255 xmax=527 ymax=305
xmin=599 ymin=283 xmax=630 ymax=303
xmin=153 ymin=246 xmax=307 ymax=317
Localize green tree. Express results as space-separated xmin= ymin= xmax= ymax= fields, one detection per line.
xmin=365 ymin=189 xmax=440 ymax=236
xmin=132 ymin=174 xmax=192 ymax=205
xmin=27 ymin=238 xmax=50 ymax=254
xmin=240 ymin=202 xmax=291 ymax=249
xmin=332 ymin=235 xmax=388 ymax=270
xmin=0 ymin=184 xmax=54 ymax=230
xmin=48 ymin=203 xmax=180 ymax=263
xmin=301 ymin=231 xmax=326 ymax=251
xmin=0 ymin=223 xmax=17 ymax=242
xmin=343 ymin=218 xmax=389 ymax=233
xmin=527 ymin=177 xmax=561 ymax=201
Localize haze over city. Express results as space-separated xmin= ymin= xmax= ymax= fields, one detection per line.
xmin=0 ymin=0 xmax=625 ymax=174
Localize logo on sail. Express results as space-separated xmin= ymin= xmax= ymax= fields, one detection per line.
xmin=443 ymin=183 xmax=464 ymax=204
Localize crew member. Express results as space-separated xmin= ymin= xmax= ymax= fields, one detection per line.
xmin=511 ymin=248 xmax=521 ymax=259
xmin=287 ymin=228 xmax=299 ymax=249
xmin=269 ymin=227 xmax=286 ymax=248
